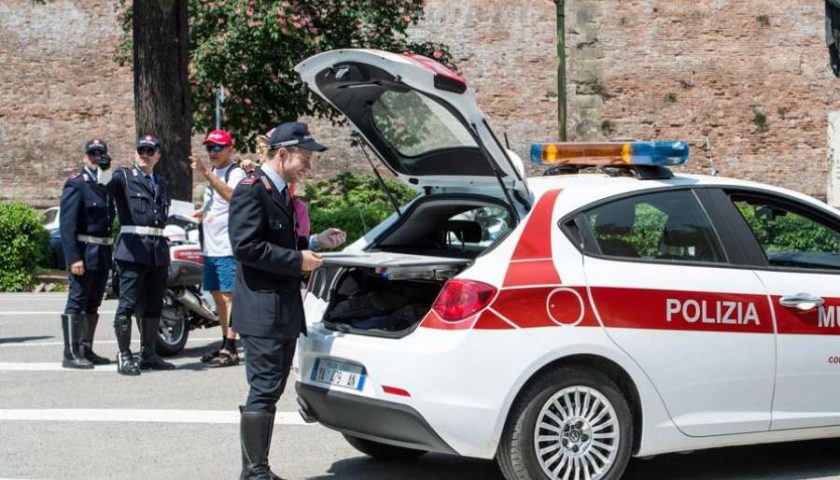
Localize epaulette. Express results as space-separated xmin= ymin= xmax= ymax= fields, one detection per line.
xmin=68 ymin=173 xmax=82 ymax=180
xmin=240 ymin=175 xmax=259 ymax=186
xmin=259 ymin=176 xmax=273 ymax=190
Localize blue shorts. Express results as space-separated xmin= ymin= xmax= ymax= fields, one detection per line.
xmin=204 ymin=256 xmax=236 ymax=293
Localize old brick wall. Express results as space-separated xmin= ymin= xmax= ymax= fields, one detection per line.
xmin=564 ymin=0 xmax=840 ymax=198
xmin=0 ymin=0 xmax=837 ymax=206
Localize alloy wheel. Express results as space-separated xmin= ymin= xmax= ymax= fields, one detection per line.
xmin=533 ymin=386 xmax=620 ymax=480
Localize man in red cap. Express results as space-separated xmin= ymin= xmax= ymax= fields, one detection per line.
xmin=191 ymin=130 xmax=246 ymax=367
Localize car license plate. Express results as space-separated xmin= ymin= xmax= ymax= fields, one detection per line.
xmin=311 ymin=358 xmax=366 ymax=391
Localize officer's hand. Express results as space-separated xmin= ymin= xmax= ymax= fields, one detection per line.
xmin=192 ymin=209 xmax=204 ymax=221
xmin=301 ymin=250 xmax=323 ymax=271
xmin=190 ymin=156 xmax=210 ymax=177
xmin=239 ymin=158 xmax=258 ymax=173
xmin=70 ymin=260 xmax=85 ymax=277
xmin=317 ymin=228 xmax=347 ymax=250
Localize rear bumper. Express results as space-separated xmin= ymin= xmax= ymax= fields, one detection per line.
xmin=295 ymin=381 xmax=457 ymax=455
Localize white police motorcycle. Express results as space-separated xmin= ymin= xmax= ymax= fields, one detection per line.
xmin=156 ymin=209 xmax=219 ymax=356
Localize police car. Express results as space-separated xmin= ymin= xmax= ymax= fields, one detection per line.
xmin=293 ymin=49 xmax=840 ymax=480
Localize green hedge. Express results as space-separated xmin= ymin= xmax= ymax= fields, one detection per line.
xmin=304 ymin=172 xmax=418 ymax=248
xmin=0 ymin=202 xmax=50 ymax=291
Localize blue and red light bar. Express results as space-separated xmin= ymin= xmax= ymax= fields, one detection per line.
xmin=530 ymin=141 xmax=689 ymax=167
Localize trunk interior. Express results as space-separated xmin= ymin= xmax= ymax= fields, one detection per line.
xmin=310 ymin=194 xmax=515 ymax=337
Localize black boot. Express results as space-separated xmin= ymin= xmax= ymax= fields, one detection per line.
xmin=114 ymin=313 xmax=140 ymax=376
xmin=139 ymin=317 xmax=175 ymax=370
xmin=240 ymin=408 xmax=283 ymax=480
xmin=80 ymin=313 xmax=111 ymax=365
xmin=61 ymin=314 xmax=94 ymax=369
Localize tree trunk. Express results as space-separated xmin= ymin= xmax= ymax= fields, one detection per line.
xmin=133 ymin=0 xmax=192 ymax=201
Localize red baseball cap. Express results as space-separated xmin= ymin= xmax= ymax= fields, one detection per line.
xmin=202 ymin=129 xmax=234 ymax=146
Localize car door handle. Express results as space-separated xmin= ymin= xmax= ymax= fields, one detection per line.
xmin=779 ymin=293 xmax=825 ymax=311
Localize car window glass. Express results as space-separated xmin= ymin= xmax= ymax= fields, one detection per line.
xmin=443 ymin=206 xmax=512 ymax=252
xmin=43 ymin=209 xmax=57 ymax=225
xmin=580 ymin=190 xmax=726 ymax=263
xmin=731 ymin=196 xmax=840 ymax=270
xmin=371 ymin=90 xmax=477 ymax=157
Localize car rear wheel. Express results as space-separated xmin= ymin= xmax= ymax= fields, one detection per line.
xmin=343 ymin=434 xmax=427 ymax=460
xmin=497 ymin=367 xmax=633 ymax=480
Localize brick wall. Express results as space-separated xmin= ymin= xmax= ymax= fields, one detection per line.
xmin=0 ymin=0 xmax=837 ymax=207
xmin=564 ymin=0 xmax=840 ymax=198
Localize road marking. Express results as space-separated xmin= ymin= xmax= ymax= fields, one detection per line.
xmin=0 ymin=311 xmax=117 ymax=315
xmin=0 ymin=362 xmax=118 ymax=371
xmin=0 ymin=409 xmax=310 ymax=425
xmin=0 ymin=337 xmax=220 ymax=348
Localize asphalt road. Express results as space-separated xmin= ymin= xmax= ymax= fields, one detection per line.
xmin=2 ymin=292 xmax=840 ymax=480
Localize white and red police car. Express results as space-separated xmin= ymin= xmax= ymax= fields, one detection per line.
xmin=293 ymin=49 xmax=840 ymax=480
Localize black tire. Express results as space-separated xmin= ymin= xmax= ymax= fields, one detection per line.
xmin=343 ymin=434 xmax=427 ymax=460
xmin=155 ymin=308 xmax=189 ymax=357
xmin=497 ymin=367 xmax=633 ymax=480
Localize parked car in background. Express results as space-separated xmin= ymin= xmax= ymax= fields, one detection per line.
xmin=42 ymin=206 xmax=64 ymax=269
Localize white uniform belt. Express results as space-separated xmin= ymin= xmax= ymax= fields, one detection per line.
xmin=77 ymin=235 xmax=114 ymax=246
xmin=121 ymin=226 xmax=164 ymax=236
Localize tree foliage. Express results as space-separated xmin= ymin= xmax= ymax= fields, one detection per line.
xmin=304 ymin=172 xmax=418 ymax=247
xmin=735 ymin=202 xmax=840 ymax=254
xmin=0 ymin=202 xmax=50 ymax=292
xmin=117 ymin=0 xmax=453 ymax=152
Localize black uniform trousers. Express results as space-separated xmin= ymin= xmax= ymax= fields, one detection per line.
xmin=64 ymin=269 xmax=109 ymax=315
xmin=242 ymin=335 xmax=297 ymax=413
xmin=116 ymin=261 xmax=168 ymax=318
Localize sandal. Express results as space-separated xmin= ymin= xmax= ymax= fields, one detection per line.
xmin=208 ymin=350 xmax=240 ymax=368
xmin=200 ymin=349 xmax=221 ymax=363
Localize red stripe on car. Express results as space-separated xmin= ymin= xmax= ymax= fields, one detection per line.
xmin=503 ymin=259 xmax=561 ymax=287
xmin=492 ymin=287 xmax=599 ymax=328
xmin=473 ymin=309 xmax=515 ymax=329
xmin=510 ymin=189 xmax=563 ymax=261
xmin=591 ymin=287 xmax=773 ymax=334
xmin=772 ymin=296 xmax=840 ymax=335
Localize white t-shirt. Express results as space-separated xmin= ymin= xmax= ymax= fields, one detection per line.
xmin=202 ymin=163 xmax=247 ymax=256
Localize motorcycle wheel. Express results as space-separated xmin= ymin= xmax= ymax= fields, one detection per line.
xmin=156 ymin=306 xmax=189 ymax=357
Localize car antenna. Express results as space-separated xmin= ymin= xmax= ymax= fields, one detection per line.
xmin=504 ymin=132 xmax=511 ymax=149
xmin=355 ymin=134 xmax=402 ymax=218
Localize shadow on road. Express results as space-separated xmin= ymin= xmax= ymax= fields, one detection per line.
xmin=0 ymin=335 xmax=52 ymax=344
xmin=307 ymin=453 xmax=504 ymax=480
xmin=306 ymin=437 xmax=840 ymax=480
xmin=625 ymin=437 xmax=840 ymax=479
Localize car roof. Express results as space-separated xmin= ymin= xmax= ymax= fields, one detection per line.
xmin=526 ymin=172 xmax=840 ymax=217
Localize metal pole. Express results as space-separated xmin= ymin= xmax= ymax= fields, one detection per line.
xmin=215 ymin=84 xmax=224 ymax=130
xmin=556 ymin=0 xmax=567 ymax=141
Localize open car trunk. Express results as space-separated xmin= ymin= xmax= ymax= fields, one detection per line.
xmin=307 ymin=194 xmax=513 ymax=337
xmin=314 ymin=257 xmax=467 ymax=338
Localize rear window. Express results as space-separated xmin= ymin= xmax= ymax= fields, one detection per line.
xmin=579 ymin=190 xmax=726 ymax=264
xmin=371 ymin=90 xmax=477 ymax=157
xmin=443 ymin=206 xmax=513 ymax=253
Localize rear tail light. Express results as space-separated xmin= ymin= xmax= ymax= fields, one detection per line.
xmin=432 ymin=279 xmax=497 ymax=322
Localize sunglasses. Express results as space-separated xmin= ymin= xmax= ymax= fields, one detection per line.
xmin=137 ymin=147 xmax=157 ymax=156
xmin=205 ymin=145 xmax=227 ymax=153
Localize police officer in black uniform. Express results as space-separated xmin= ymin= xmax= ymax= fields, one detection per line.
xmin=229 ymin=122 xmax=345 ymax=479
xmin=108 ymin=134 xmax=175 ymax=375
xmin=59 ymin=139 xmax=115 ymax=369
